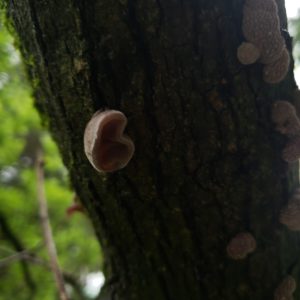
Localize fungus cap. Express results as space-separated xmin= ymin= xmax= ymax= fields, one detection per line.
xmin=242 ymin=4 xmax=283 ymax=62
xmin=237 ymin=42 xmax=260 ymax=65
xmin=280 ymin=190 xmax=300 ymax=230
xmin=263 ymin=48 xmax=290 ymax=84
xmin=226 ymin=232 xmax=256 ymax=260
xmin=282 ymin=136 xmax=300 ymax=163
xmin=272 ymin=101 xmax=297 ymax=124
xmin=244 ymin=0 xmax=278 ymax=12
xmin=84 ymin=110 xmax=135 ymax=172
xmin=274 ymin=276 xmax=296 ymax=300
xmin=271 ymin=101 xmax=300 ymax=137
xmin=239 ymin=0 xmax=289 ymax=84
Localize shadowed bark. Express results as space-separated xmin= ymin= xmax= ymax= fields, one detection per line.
xmin=4 ymin=0 xmax=300 ymax=299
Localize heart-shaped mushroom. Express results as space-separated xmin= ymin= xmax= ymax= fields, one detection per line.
xmin=84 ymin=110 xmax=135 ymax=172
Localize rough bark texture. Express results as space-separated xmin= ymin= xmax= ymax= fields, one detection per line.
xmin=5 ymin=0 xmax=300 ymax=299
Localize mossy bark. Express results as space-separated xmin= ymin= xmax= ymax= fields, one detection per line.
xmin=5 ymin=0 xmax=300 ymax=299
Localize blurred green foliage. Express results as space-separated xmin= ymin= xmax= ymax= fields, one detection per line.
xmin=0 ymin=12 xmax=102 ymax=300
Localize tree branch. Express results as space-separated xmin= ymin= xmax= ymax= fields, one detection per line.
xmin=0 ymin=243 xmax=42 ymax=267
xmin=0 ymin=246 xmax=88 ymax=300
xmin=35 ymin=149 xmax=69 ymax=300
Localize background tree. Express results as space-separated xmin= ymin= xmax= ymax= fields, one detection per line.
xmin=2 ymin=0 xmax=300 ymax=299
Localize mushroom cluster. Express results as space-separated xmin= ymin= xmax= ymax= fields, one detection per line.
xmin=237 ymin=0 xmax=290 ymax=83
xmin=83 ymin=110 xmax=135 ymax=173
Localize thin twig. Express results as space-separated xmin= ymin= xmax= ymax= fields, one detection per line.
xmin=0 ymin=211 xmax=36 ymax=292
xmin=0 ymin=243 xmax=43 ymax=268
xmin=35 ymin=149 xmax=69 ymax=300
xmin=0 ymin=248 xmax=88 ymax=300
xmin=0 ymin=242 xmax=43 ymax=255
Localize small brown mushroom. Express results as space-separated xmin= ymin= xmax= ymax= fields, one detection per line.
xmin=263 ymin=48 xmax=290 ymax=84
xmin=226 ymin=232 xmax=256 ymax=260
xmin=274 ymin=276 xmax=296 ymax=300
xmin=282 ymin=136 xmax=300 ymax=163
xmin=271 ymin=101 xmax=300 ymax=137
xmin=280 ymin=189 xmax=300 ymax=230
xmin=84 ymin=110 xmax=135 ymax=172
xmin=237 ymin=42 xmax=260 ymax=65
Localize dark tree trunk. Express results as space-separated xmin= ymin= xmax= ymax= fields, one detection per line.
xmin=5 ymin=0 xmax=300 ymax=299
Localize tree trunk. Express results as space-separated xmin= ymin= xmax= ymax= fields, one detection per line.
xmin=5 ymin=0 xmax=300 ymax=299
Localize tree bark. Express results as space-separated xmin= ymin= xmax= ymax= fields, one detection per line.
xmin=5 ymin=0 xmax=300 ymax=299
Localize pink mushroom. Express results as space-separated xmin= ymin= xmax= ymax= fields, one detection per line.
xmin=279 ymin=189 xmax=300 ymax=230
xmin=282 ymin=136 xmax=300 ymax=163
xmin=226 ymin=232 xmax=256 ymax=260
xmin=274 ymin=276 xmax=296 ymax=300
xmin=271 ymin=101 xmax=300 ymax=137
xmin=84 ymin=110 xmax=135 ymax=172
xmin=237 ymin=0 xmax=290 ymax=84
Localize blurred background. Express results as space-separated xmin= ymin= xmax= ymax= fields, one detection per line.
xmin=287 ymin=0 xmax=300 ymax=84
xmin=0 ymin=10 xmax=103 ymax=300
xmin=0 ymin=2 xmax=300 ymax=300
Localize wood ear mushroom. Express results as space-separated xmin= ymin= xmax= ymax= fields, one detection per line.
xmin=271 ymin=101 xmax=300 ymax=137
xmin=271 ymin=101 xmax=300 ymax=162
xmin=226 ymin=232 xmax=256 ymax=260
xmin=279 ymin=188 xmax=300 ymax=231
xmin=237 ymin=0 xmax=290 ymax=84
xmin=274 ymin=276 xmax=296 ymax=300
xmin=84 ymin=110 xmax=135 ymax=173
